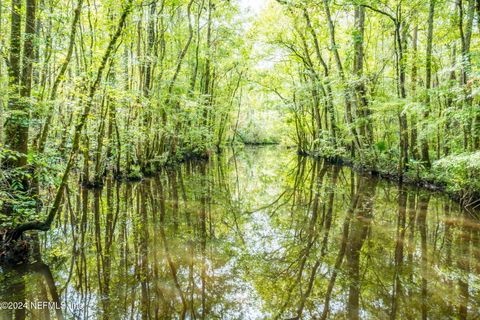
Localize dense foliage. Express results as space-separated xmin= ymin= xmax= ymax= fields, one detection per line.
xmin=0 ymin=0 xmax=249 ymax=235
xmin=250 ymin=0 xmax=480 ymax=198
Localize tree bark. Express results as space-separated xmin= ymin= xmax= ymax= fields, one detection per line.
xmin=457 ymin=0 xmax=475 ymax=149
xmin=9 ymin=0 xmax=133 ymax=239
xmin=303 ymin=8 xmax=337 ymax=144
xmin=353 ymin=5 xmax=372 ymax=144
xmin=4 ymin=0 xmax=26 ymax=170
xmin=322 ymin=0 xmax=361 ymax=151
xmin=37 ymin=0 xmax=84 ymax=153
xmin=409 ymin=26 xmax=420 ymax=160
xmin=422 ymin=0 xmax=435 ymax=167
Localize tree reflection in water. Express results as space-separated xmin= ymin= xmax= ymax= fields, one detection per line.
xmin=1 ymin=146 xmax=479 ymax=319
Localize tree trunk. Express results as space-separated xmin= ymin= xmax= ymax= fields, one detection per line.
xmin=9 ymin=0 xmax=133 ymax=239
xmin=303 ymin=8 xmax=337 ymax=144
xmin=457 ymin=0 xmax=475 ymax=149
xmin=395 ymin=16 xmax=409 ymax=177
xmin=37 ymin=0 xmax=83 ymax=153
xmin=4 ymin=0 xmax=26 ymax=170
xmin=409 ymin=25 xmax=420 ymax=160
xmin=421 ymin=0 xmax=435 ymax=167
xmin=353 ymin=5 xmax=372 ymax=144
xmin=322 ymin=0 xmax=361 ymax=151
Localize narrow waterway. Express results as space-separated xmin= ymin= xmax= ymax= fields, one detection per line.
xmin=1 ymin=146 xmax=479 ymax=319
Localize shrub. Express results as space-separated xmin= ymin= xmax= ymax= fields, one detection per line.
xmin=433 ymin=152 xmax=480 ymax=195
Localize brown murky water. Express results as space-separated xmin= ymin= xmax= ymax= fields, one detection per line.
xmin=1 ymin=146 xmax=479 ymax=319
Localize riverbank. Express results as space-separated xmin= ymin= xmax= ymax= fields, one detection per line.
xmin=96 ymin=144 xmax=480 ymax=210
xmin=303 ymin=148 xmax=480 ymax=209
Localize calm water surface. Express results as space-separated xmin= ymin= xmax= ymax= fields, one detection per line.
xmin=1 ymin=146 xmax=479 ymax=319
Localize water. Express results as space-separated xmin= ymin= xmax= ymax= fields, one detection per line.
xmin=1 ymin=146 xmax=479 ymax=319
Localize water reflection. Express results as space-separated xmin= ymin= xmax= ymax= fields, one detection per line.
xmin=1 ymin=146 xmax=479 ymax=319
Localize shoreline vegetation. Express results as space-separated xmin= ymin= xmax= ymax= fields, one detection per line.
xmin=89 ymin=137 xmax=478 ymax=215
xmin=119 ymin=143 xmax=480 ymax=211
xmin=0 ymin=0 xmax=479 ymax=258
xmin=299 ymin=148 xmax=480 ymax=210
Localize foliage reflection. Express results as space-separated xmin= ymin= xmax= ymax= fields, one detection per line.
xmin=1 ymin=147 xmax=479 ymax=319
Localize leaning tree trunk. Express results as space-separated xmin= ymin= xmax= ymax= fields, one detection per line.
xmin=303 ymin=8 xmax=337 ymax=144
xmin=37 ymin=0 xmax=83 ymax=153
xmin=8 ymin=0 xmax=133 ymax=240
